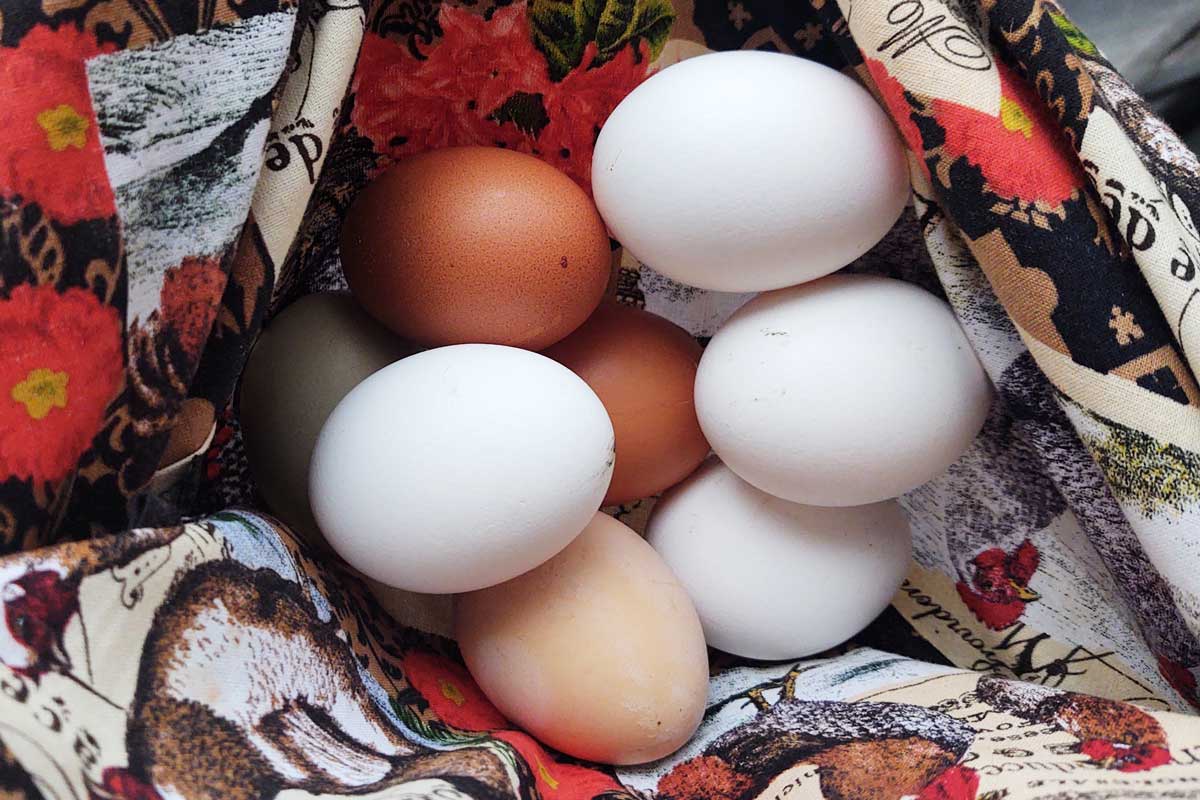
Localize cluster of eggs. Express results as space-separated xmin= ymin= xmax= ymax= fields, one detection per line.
xmin=239 ymin=51 xmax=992 ymax=765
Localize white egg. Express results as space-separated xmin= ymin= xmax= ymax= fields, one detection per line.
xmin=695 ymin=274 xmax=993 ymax=506
xmin=309 ymin=344 xmax=615 ymax=593
xmin=646 ymin=459 xmax=912 ymax=659
xmin=592 ymin=50 xmax=909 ymax=292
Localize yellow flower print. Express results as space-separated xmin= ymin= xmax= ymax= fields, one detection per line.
xmin=438 ymin=678 xmax=467 ymax=707
xmin=1000 ymin=96 xmax=1034 ymax=139
xmin=535 ymin=756 xmax=560 ymax=790
xmin=37 ymin=104 xmax=89 ymax=151
xmin=12 ymin=368 xmax=68 ymax=420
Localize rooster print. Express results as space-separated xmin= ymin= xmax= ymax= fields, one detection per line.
xmin=975 ymin=674 xmax=1171 ymax=772
xmin=954 ymin=537 xmax=1040 ymax=632
xmin=125 ymin=559 xmax=524 ymax=800
xmin=906 ymin=403 xmax=1067 ymax=631
xmin=655 ymin=668 xmax=980 ymax=800
xmin=0 ymin=526 xmax=193 ymax=683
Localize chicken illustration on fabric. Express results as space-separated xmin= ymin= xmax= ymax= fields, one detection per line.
xmin=908 ymin=406 xmax=1065 ymax=631
xmin=656 ymin=668 xmax=980 ymax=800
xmin=954 ymin=538 xmax=1040 ymax=631
xmin=975 ymin=674 xmax=1171 ymax=771
xmin=0 ymin=526 xmax=192 ymax=682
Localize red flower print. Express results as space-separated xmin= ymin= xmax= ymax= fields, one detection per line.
xmin=399 ymin=650 xmax=509 ymax=731
xmin=399 ymin=650 xmax=621 ymax=799
xmin=493 ymin=730 xmax=622 ymax=800
xmin=0 ymin=25 xmax=117 ymax=223
xmin=931 ymin=60 xmax=1082 ymax=207
xmin=0 ymin=284 xmax=123 ymax=484
xmin=864 ymin=58 xmax=924 ymax=159
xmin=535 ymin=40 xmax=650 ymax=190
xmin=350 ymin=2 xmax=652 ymax=193
xmin=352 ymin=5 xmax=543 ymax=160
xmin=158 ymin=257 xmax=227 ymax=362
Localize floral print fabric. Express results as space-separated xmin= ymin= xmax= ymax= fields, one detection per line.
xmin=2 ymin=0 xmax=1200 ymax=797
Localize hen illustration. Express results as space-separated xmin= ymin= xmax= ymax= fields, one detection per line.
xmin=976 ymin=674 xmax=1171 ymax=771
xmin=954 ymin=537 xmax=1040 ymax=631
xmin=657 ymin=670 xmax=979 ymax=800
xmin=125 ymin=559 xmax=526 ymax=800
xmin=908 ymin=406 xmax=1064 ymax=631
xmin=0 ymin=526 xmax=192 ymax=680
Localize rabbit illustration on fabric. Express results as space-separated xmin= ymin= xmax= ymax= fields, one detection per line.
xmin=124 ymin=559 xmax=523 ymax=800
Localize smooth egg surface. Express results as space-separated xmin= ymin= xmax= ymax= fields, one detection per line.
xmin=341 ymin=146 xmax=612 ymax=349
xmin=647 ymin=459 xmax=912 ymax=660
xmin=455 ymin=512 xmax=709 ymax=765
xmin=695 ymin=274 xmax=993 ymax=506
xmin=592 ymin=51 xmax=909 ymax=291
xmin=239 ymin=292 xmax=418 ymax=544
xmin=543 ymin=302 xmax=709 ymax=505
xmin=309 ymin=344 xmax=615 ymax=594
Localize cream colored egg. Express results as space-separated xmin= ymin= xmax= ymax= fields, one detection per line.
xmin=455 ymin=512 xmax=709 ymax=765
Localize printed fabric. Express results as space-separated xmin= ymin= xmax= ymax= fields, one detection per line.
xmin=1 ymin=0 xmax=1200 ymax=797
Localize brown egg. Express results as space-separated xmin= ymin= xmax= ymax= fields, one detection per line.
xmin=543 ymin=302 xmax=709 ymax=505
xmin=455 ymin=512 xmax=709 ymax=765
xmin=340 ymin=147 xmax=611 ymax=349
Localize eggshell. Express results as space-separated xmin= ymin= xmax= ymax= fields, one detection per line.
xmin=455 ymin=512 xmax=709 ymax=764
xmin=239 ymin=292 xmax=418 ymax=544
xmin=646 ymin=459 xmax=912 ymax=659
xmin=340 ymin=146 xmax=611 ymax=349
xmin=592 ymin=51 xmax=909 ymax=291
xmin=542 ymin=302 xmax=709 ymax=504
xmin=695 ymin=274 xmax=992 ymax=506
xmin=309 ymin=344 xmax=615 ymax=594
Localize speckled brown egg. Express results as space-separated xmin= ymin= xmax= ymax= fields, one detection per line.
xmin=543 ymin=302 xmax=709 ymax=505
xmin=340 ymin=146 xmax=612 ymax=349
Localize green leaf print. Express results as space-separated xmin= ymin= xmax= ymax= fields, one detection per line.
xmin=490 ymin=91 xmax=551 ymax=135
xmin=1048 ymin=10 xmax=1100 ymax=57
xmin=389 ymin=696 xmax=490 ymax=745
xmin=625 ymin=0 xmax=674 ymax=62
xmin=529 ymin=0 xmax=675 ymax=81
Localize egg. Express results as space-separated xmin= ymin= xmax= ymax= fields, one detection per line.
xmin=239 ymin=294 xmax=456 ymax=634
xmin=542 ymin=302 xmax=709 ymax=505
xmin=340 ymin=146 xmax=612 ymax=349
xmin=355 ymin=572 xmax=454 ymax=639
xmin=455 ymin=512 xmax=709 ymax=764
xmin=309 ymin=344 xmax=615 ymax=593
xmin=695 ymin=274 xmax=993 ymax=506
xmin=239 ymin=292 xmax=418 ymax=543
xmin=646 ymin=459 xmax=912 ymax=659
xmin=592 ymin=51 xmax=909 ymax=291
